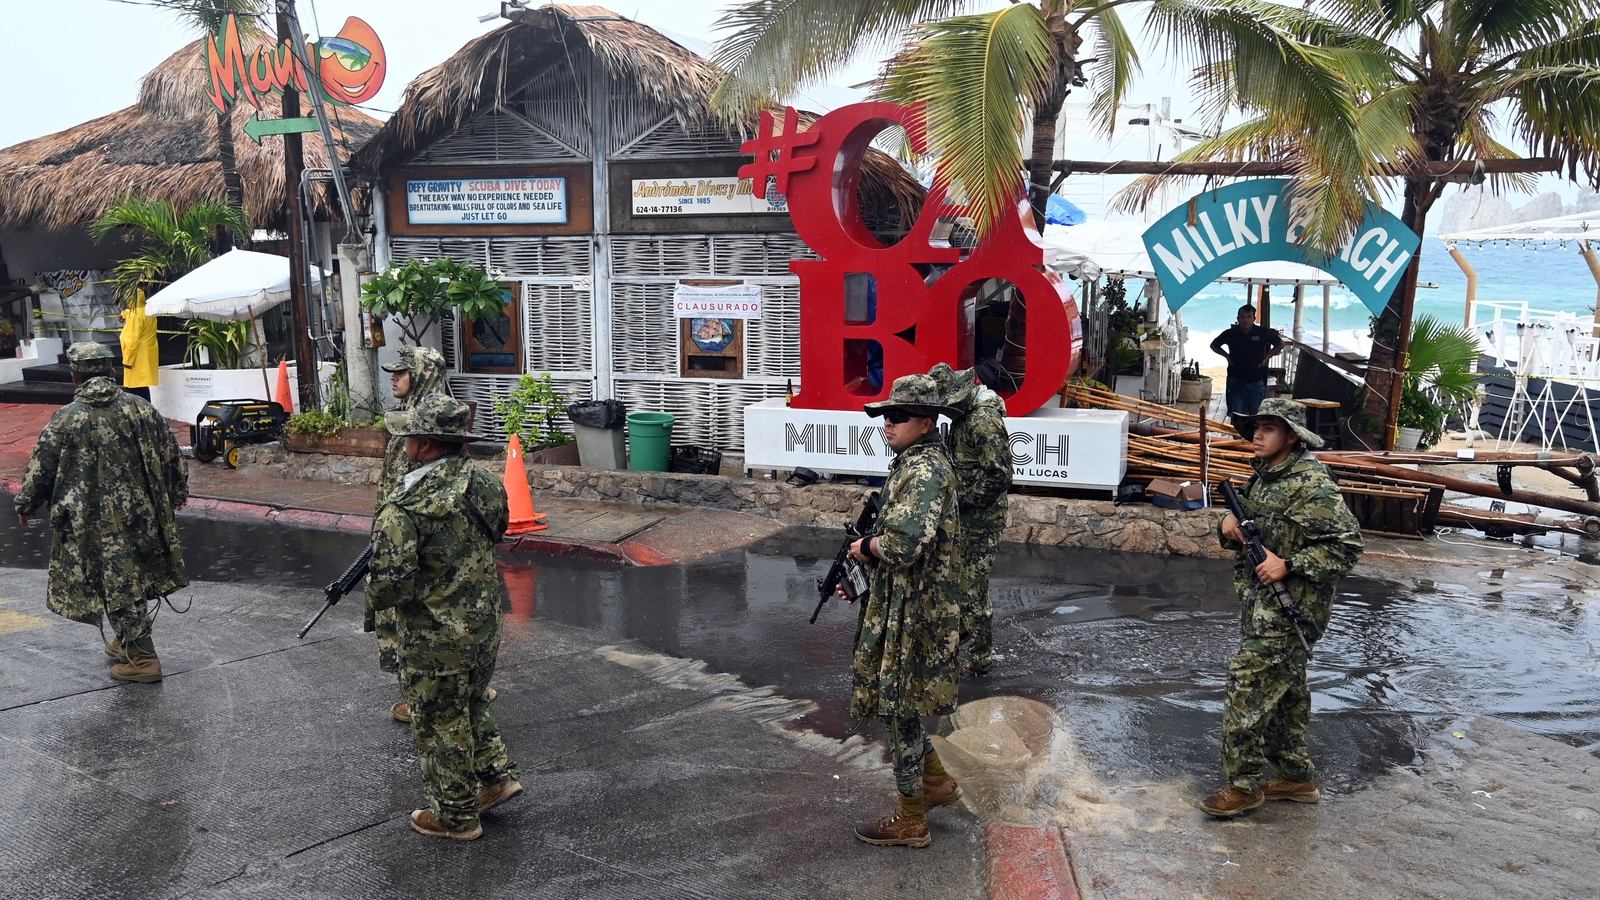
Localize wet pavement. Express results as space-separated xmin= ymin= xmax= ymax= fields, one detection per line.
xmin=4 ymin=508 xmax=1600 ymax=898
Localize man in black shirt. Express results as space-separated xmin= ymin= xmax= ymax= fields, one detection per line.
xmin=1211 ymin=304 xmax=1284 ymax=422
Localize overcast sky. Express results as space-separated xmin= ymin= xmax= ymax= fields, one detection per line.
xmin=0 ymin=0 xmax=1580 ymax=216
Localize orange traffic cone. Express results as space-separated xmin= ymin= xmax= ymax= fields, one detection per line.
xmin=504 ymin=433 xmax=548 ymax=534
xmin=274 ymin=360 xmax=294 ymax=414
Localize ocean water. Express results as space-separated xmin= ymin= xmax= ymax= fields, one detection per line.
xmin=1120 ymin=242 xmax=1600 ymax=369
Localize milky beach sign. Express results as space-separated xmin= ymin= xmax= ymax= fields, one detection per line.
xmin=1141 ymin=179 xmax=1419 ymax=315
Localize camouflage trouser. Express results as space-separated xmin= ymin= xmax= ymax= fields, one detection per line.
xmin=401 ymin=661 xmax=520 ymax=829
xmin=1221 ymin=638 xmax=1316 ymax=791
xmin=953 ymin=528 xmax=1002 ymax=667
xmin=883 ymin=714 xmax=935 ymax=798
xmin=373 ymin=608 xmax=401 ymax=675
xmin=106 ymin=600 xmax=155 ymax=658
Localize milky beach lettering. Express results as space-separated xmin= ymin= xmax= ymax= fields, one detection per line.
xmin=1142 ymin=179 xmax=1421 ymax=316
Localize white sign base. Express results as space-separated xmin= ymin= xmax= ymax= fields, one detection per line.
xmin=743 ymin=399 xmax=1128 ymax=493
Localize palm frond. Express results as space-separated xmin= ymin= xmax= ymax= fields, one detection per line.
xmin=1083 ymin=6 xmax=1140 ymax=139
xmin=1469 ymin=0 xmax=1595 ymax=55
xmin=876 ymin=4 xmax=1056 ymax=239
xmin=1406 ymin=314 xmax=1480 ymax=404
xmin=1502 ymin=63 xmax=1600 ymax=184
xmin=167 ymin=0 xmax=269 ymax=39
xmin=709 ymin=0 xmax=980 ymax=118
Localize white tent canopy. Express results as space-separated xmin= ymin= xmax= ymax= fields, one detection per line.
xmin=144 ymin=248 xmax=325 ymax=322
xmin=1440 ymin=210 xmax=1600 ymax=246
xmin=1042 ymin=220 xmax=1346 ymax=286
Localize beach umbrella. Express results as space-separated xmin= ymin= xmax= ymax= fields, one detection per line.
xmin=144 ymin=248 xmax=324 ymax=322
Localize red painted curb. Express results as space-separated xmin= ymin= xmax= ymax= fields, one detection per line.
xmin=502 ymin=534 xmax=635 ymax=565
xmin=985 ymin=823 xmax=1082 ymax=900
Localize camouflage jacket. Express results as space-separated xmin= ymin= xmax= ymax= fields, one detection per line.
xmin=947 ymin=385 xmax=1011 ymax=534
xmin=376 ymin=354 xmax=448 ymax=503
xmin=1218 ymin=450 xmax=1363 ymax=646
xmin=15 ymin=377 xmax=188 ymax=623
xmin=366 ymin=454 xmax=509 ymax=675
xmin=851 ymin=433 xmax=962 ymax=719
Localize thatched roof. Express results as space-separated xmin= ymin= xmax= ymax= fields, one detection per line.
xmin=0 ymin=40 xmax=382 ymax=232
xmin=351 ymin=4 xmax=923 ymax=225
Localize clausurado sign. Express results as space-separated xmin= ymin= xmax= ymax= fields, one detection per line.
xmin=744 ymin=401 xmax=1128 ymax=492
xmin=1141 ymin=179 xmax=1421 ymax=316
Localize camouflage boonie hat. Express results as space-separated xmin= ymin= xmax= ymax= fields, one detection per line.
xmin=381 ymin=345 xmax=444 ymax=374
xmin=1248 ymin=398 xmax=1324 ymax=449
xmin=385 ymin=393 xmax=484 ymax=443
xmin=927 ymin=362 xmax=976 ymax=410
xmin=864 ymin=374 xmax=961 ymax=420
xmin=67 ymin=341 xmax=115 ymax=374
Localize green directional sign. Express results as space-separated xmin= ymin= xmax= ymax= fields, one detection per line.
xmin=244 ymin=113 xmax=319 ymax=144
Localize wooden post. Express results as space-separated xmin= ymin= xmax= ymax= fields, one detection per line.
xmin=278 ymin=3 xmax=317 ymax=412
xmin=1447 ymin=243 xmax=1479 ymax=328
xmin=1292 ymin=284 xmax=1305 ymax=345
xmin=1581 ymin=240 xmax=1600 ymax=339
xmin=1199 ymin=407 xmax=1210 ymax=501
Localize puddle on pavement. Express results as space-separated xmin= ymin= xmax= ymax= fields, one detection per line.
xmin=3 ymin=512 xmax=1596 ymax=791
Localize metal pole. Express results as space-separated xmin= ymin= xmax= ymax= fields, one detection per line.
xmin=277 ymin=3 xmax=318 ymax=411
xmin=280 ymin=2 xmax=357 ymax=241
xmin=1321 ymin=284 xmax=1331 ymax=352
xmin=1292 ymin=284 xmax=1305 ymax=345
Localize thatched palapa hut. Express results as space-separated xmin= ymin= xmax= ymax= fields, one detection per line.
xmin=353 ymin=3 xmax=923 ymax=450
xmin=0 ymin=40 xmax=381 ymax=281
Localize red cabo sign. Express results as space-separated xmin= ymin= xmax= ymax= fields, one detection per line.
xmin=739 ymin=104 xmax=1080 ymax=416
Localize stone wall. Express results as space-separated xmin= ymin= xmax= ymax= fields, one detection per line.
xmin=235 ymin=446 xmax=1228 ymax=557
xmin=524 ymin=463 xmax=1227 ymax=558
xmin=236 ymin=444 xmax=383 ymax=485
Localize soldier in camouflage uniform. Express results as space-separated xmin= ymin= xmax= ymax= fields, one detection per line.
xmin=366 ymin=393 xmax=522 ymax=841
xmin=15 ymin=342 xmax=188 ymax=684
xmin=373 ymin=345 xmax=449 ymax=722
xmin=1201 ymin=398 xmax=1363 ymax=817
xmin=847 ymin=374 xmax=964 ymax=848
xmin=929 ymin=360 xmax=1013 ymax=676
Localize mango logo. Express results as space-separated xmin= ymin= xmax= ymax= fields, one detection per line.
xmin=204 ymin=14 xmax=386 ymax=114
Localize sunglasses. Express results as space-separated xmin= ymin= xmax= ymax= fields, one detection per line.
xmin=882 ymin=410 xmax=924 ymax=424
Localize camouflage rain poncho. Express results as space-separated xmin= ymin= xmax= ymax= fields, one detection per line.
xmin=14 ymin=376 xmax=188 ymax=624
xmin=366 ymin=455 xmax=510 ymax=676
xmin=850 ymin=432 xmax=962 ymax=718
xmin=377 ymin=347 xmax=449 ymax=502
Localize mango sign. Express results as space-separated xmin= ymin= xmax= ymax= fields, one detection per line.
xmin=1141 ymin=179 xmax=1420 ymax=316
xmin=203 ymin=14 xmax=386 ymax=115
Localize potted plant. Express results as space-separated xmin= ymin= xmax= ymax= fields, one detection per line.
xmin=359 ymin=257 xmax=509 ymax=346
xmin=1391 ymin=315 xmax=1479 ymax=451
xmin=494 ymin=372 xmax=578 ymax=464
xmin=284 ymin=367 xmax=389 ymax=457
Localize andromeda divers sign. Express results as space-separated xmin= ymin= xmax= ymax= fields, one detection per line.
xmin=1141 ymin=179 xmax=1421 ymax=315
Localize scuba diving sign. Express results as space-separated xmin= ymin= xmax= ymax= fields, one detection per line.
xmin=1141 ymin=179 xmax=1420 ymax=316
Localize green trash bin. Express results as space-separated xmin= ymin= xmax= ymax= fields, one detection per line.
xmin=626 ymin=412 xmax=675 ymax=472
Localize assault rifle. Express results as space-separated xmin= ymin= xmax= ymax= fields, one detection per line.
xmin=297 ymin=545 xmax=373 ymax=639
xmin=1219 ymin=479 xmax=1311 ymax=654
xmin=811 ymin=492 xmax=883 ymax=624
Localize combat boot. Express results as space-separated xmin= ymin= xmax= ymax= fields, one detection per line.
xmin=392 ymin=701 xmax=411 ymax=723
xmin=478 ymin=779 xmax=524 ymax=813
xmin=410 ymin=809 xmax=482 ymax=842
xmin=1199 ymin=784 xmax=1263 ymax=817
xmin=104 ymin=639 xmax=128 ymax=663
xmin=855 ymin=794 xmax=931 ymax=848
xmin=1261 ymin=777 xmax=1320 ymax=803
xmin=110 ymin=655 xmax=162 ymax=683
xmin=921 ymin=748 xmax=963 ymax=809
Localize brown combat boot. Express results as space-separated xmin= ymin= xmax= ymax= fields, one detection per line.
xmin=1199 ymin=784 xmax=1263 ymax=818
xmin=855 ymin=794 xmax=931 ymax=847
xmin=1261 ymin=777 xmax=1321 ymax=803
xmin=110 ymin=655 xmax=162 ymax=683
xmin=921 ymin=748 xmax=962 ymax=809
xmin=391 ymin=701 xmax=411 ymax=723
xmin=478 ymin=779 xmax=524 ymax=813
xmin=104 ymin=639 xmax=128 ymax=663
xmin=410 ymin=809 xmax=482 ymax=841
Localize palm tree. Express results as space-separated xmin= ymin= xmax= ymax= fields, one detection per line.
xmin=170 ymin=0 xmax=270 ymax=235
xmin=1124 ymin=0 xmax=1600 ymax=445
xmin=710 ymin=0 xmax=1390 ymax=375
xmin=91 ymin=196 xmax=248 ymax=305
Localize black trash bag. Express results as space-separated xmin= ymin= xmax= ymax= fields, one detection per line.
xmin=669 ymin=446 xmax=723 ymax=475
xmin=566 ymin=399 xmax=627 ymax=429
